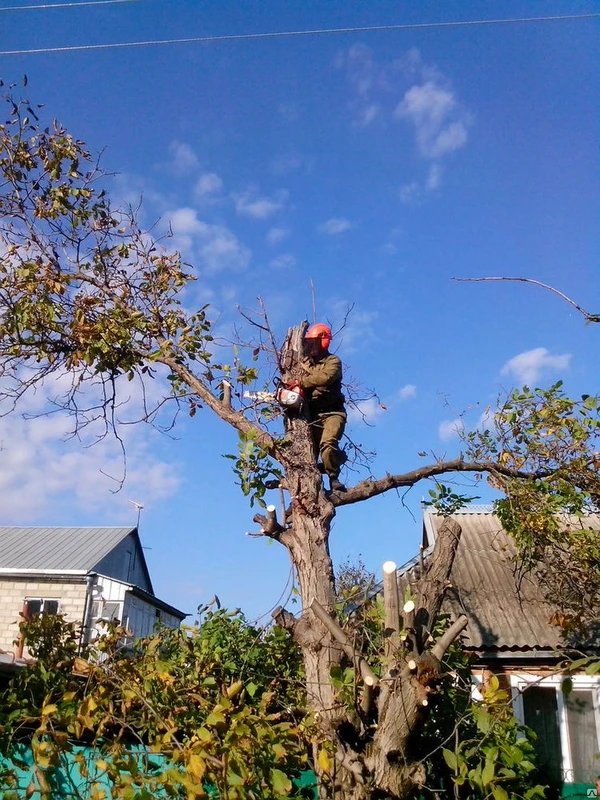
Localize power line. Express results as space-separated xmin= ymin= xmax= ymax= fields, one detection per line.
xmin=0 ymin=0 xmax=136 ymax=10
xmin=1 ymin=12 xmax=598 ymax=57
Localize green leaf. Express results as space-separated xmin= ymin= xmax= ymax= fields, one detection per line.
xmin=442 ymin=748 xmax=458 ymax=772
xmin=482 ymin=758 xmax=495 ymax=787
xmin=270 ymin=768 xmax=292 ymax=796
xmin=492 ymin=787 xmax=509 ymax=800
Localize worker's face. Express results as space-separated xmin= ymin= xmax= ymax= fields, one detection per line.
xmin=304 ymin=337 xmax=323 ymax=359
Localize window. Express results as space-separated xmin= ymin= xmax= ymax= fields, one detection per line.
xmin=512 ymin=674 xmax=600 ymax=786
xmin=91 ymin=600 xmax=122 ymax=623
xmin=25 ymin=598 xmax=59 ymax=617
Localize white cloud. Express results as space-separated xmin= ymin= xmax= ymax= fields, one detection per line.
xmin=357 ymin=103 xmax=380 ymax=127
xmin=400 ymin=163 xmax=444 ymax=205
xmin=426 ymin=163 xmax=443 ymax=191
xmin=195 ymin=172 xmax=224 ymax=198
xmin=318 ymin=218 xmax=352 ymax=236
xmin=399 ymin=384 xmax=417 ymax=400
xmin=500 ymin=347 xmax=571 ymax=386
xmin=266 ymin=227 xmax=290 ymax=245
xmin=234 ymin=189 xmax=287 ymax=220
xmin=338 ymin=44 xmax=472 ymax=166
xmin=168 ymin=207 xmax=251 ymax=273
xmin=438 ymin=417 xmax=465 ymax=442
xmin=269 ymin=254 xmax=296 ymax=270
xmin=348 ymin=397 xmax=386 ymax=424
xmin=0 ymin=370 xmax=180 ymax=523
xmin=395 ymin=81 xmax=470 ymax=159
xmin=168 ymin=141 xmax=199 ymax=175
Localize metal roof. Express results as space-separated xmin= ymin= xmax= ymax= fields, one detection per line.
xmin=0 ymin=527 xmax=136 ymax=572
xmin=423 ymin=508 xmax=600 ymax=655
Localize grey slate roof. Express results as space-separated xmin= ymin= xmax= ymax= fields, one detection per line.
xmin=423 ymin=507 xmax=600 ymax=656
xmin=0 ymin=526 xmax=136 ymax=572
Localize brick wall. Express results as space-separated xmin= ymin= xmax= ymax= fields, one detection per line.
xmin=0 ymin=577 xmax=87 ymax=654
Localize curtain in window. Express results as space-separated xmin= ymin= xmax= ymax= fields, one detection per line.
xmin=565 ymin=690 xmax=599 ymax=784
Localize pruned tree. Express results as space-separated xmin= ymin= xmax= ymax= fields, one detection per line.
xmin=1 ymin=87 xmax=599 ymax=799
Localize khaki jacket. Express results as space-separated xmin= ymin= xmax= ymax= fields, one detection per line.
xmin=299 ymin=353 xmax=345 ymax=413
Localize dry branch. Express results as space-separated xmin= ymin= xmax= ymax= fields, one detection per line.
xmin=452 ymin=276 xmax=600 ymax=324
xmin=333 ymin=459 xmax=555 ymax=507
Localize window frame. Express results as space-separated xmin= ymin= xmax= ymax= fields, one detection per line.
xmin=511 ymin=672 xmax=600 ymax=784
xmin=25 ymin=597 xmax=60 ymax=617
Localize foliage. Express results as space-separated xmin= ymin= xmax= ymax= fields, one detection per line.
xmin=439 ymin=674 xmax=545 ymax=800
xmin=224 ymin=430 xmax=283 ymax=507
xmin=466 ymin=382 xmax=600 ymax=639
xmin=424 ymin=482 xmax=480 ymax=516
xmin=0 ymin=609 xmax=310 ymax=800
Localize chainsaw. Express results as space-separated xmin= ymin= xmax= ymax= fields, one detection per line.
xmin=243 ymin=382 xmax=304 ymax=411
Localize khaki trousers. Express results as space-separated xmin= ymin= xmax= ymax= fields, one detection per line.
xmin=310 ymin=411 xmax=346 ymax=479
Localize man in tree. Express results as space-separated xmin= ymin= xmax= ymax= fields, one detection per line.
xmin=289 ymin=323 xmax=347 ymax=493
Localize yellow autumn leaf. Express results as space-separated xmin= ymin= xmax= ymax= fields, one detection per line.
xmin=317 ymin=748 xmax=332 ymax=774
xmin=188 ymin=753 xmax=206 ymax=780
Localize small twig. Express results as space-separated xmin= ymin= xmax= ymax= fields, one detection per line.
xmin=309 ymin=277 xmax=317 ymax=323
xmin=452 ymin=276 xmax=600 ymax=323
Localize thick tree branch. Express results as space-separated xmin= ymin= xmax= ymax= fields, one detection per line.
xmin=452 ymin=276 xmax=600 ymax=324
xmin=157 ymin=352 xmax=274 ymax=451
xmin=310 ymin=600 xmax=379 ymax=687
xmin=333 ymin=458 xmax=553 ymax=507
xmin=430 ymin=615 xmax=469 ymax=661
xmin=415 ymin=519 xmax=462 ymax=645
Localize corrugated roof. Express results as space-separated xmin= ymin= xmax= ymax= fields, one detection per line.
xmin=423 ymin=508 xmax=600 ymax=654
xmin=0 ymin=527 xmax=136 ymax=572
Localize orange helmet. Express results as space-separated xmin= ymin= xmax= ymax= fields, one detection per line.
xmin=305 ymin=323 xmax=332 ymax=350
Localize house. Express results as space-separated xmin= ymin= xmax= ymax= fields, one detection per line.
xmin=0 ymin=526 xmax=187 ymax=668
xmin=420 ymin=506 xmax=600 ymax=793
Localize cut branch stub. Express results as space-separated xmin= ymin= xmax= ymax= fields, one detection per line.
xmin=252 ymin=504 xmax=284 ymax=537
xmin=382 ymin=560 xmax=401 ymax=662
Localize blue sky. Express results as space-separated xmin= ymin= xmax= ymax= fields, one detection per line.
xmin=1 ymin=0 xmax=598 ymax=620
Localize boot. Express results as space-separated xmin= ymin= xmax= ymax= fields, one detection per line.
xmin=329 ymin=477 xmax=346 ymax=493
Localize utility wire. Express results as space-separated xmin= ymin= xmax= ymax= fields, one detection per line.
xmin=1 ymin=12 xmax=598 ymax=57
xmin=0 ymin=0 xmax=136 ymax=10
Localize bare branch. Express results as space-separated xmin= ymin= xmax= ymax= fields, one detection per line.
xmin=310 ymin=599 xmax=379 ymax=687
xmin=452 ymin=276 xmax=600 ymax=324
xmin=333 ymin=458 xmax=555 ymax=507
xmin=157 ymin=351 xmax=274 ymax=452
xmin=430 ymin=615 xmax=469 ymax=661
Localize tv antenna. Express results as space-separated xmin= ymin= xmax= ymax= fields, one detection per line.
xmin=127 ymin=499 xmax=144 ymax=528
